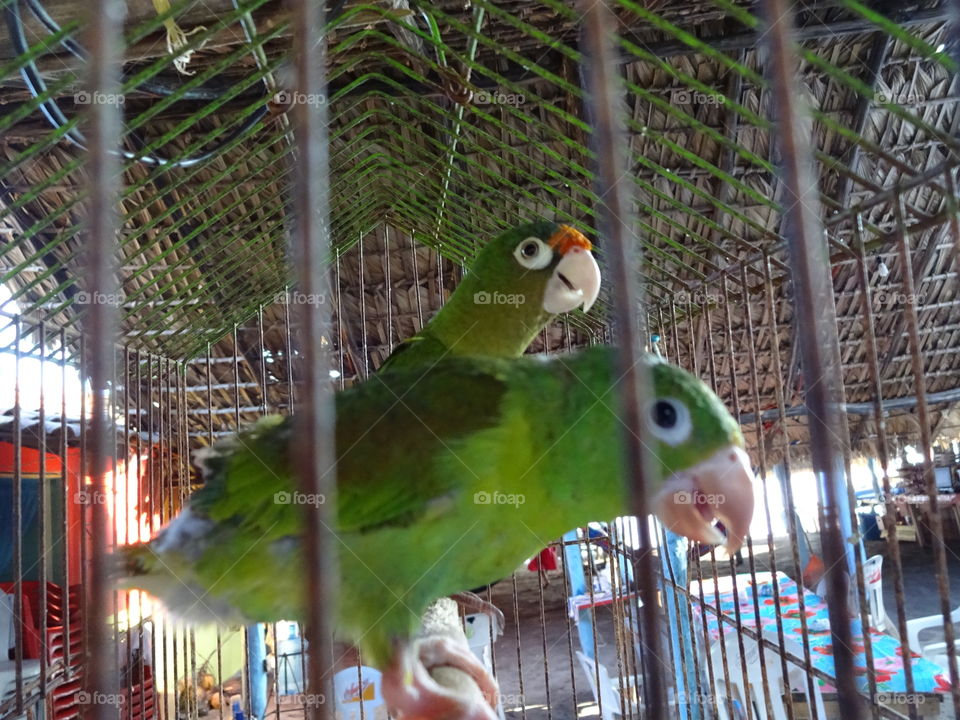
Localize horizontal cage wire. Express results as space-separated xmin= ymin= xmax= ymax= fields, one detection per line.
xmin=0 ymin=1 xmax=959 ymax=720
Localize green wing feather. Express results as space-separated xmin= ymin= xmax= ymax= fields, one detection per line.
xmin=190 ymin=360 xmax=510 ymax=539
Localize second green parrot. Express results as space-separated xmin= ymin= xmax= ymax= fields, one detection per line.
xmin=118 ymin=346 xmax=754 ymax=720
xmin=381 ymin=220 xmax=600 ymax=370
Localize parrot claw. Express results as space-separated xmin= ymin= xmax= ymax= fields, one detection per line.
xmin=451 ymin=592 xmax=505 ymax=638
xmin=381 ymin=636 xmax=500 ymax=720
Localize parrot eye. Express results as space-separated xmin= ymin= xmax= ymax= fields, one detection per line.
xmin=513 ymin=237 xmax=552 ymax=270
xmin=648 ymin=398 xmax=691 ymax=446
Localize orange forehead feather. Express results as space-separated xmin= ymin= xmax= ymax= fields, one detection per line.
xmin=548 ymin=225 xmax=592 ymax=255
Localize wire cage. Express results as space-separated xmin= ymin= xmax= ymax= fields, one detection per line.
xmin=0 ymin=1 xmax=959 ymax=720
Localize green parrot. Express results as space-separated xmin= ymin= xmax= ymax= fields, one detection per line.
xmin=376 ymin=219 xmax=598 ymax=626
xmin=118 ymin=346 xmax=754 ymax=720
xmin=380 ymin=220 xmax=600 ymax=370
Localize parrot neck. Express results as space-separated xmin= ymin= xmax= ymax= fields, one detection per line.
xmin=425 ymin=275 xmax=551 ymax=357
xmin=513 ymin=347 xmax=635 ymax=530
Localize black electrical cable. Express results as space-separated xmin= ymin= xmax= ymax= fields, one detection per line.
xmin=6 ymin=0 xmax=270 ymax=168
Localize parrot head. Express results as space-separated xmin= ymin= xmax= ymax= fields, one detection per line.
xmin=470 ymin=220 xmax=601 ymax=316
xmin=645 ymin=358 xmax=755 ymax=553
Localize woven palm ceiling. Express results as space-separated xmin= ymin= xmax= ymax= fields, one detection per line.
xmin=1 ymin=0 xmax=959 ymax=455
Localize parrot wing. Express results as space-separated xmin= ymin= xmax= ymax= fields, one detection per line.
xmin=188 ymin=361 xmax=510 ymax=539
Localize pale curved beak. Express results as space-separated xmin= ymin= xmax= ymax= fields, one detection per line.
xmin=542 ymin=247 xmax=601 ymax=314
xmin=652 ymin=445 xmax=755 ymax=553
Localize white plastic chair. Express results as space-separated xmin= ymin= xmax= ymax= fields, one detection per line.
xmin=463 ymin=614 xmax=506 ymax=720
xmin=815 ymin=555 xmax=889 ymax=632
xmin=575 ymin=650 xmax=640 ymax=720
xmin=905 ymin=605 xmax=960 ymax=667
xmin=860 ymin=555 xmax=888 ymax=632
xmin=464 ymin=613 xmax=493 ymax=670
xmin=332 ymin=665 xmax=384 ymax=720
xmin=708 ymin=632 xmax=826 ymax=720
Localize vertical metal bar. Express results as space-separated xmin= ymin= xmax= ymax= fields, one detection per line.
xmin=701 ymin=303 xmax=744 ymax=719
xmin=289 ymin=0 xmax=337 ymax=715
xmin=258 ymin=306 xmax=269 ymax=413
xmin=758 ymin=2 xmax=862 ymax=716
xmin=762 ymin=257 xmax=821 ymax=717
xmin=121 ymin=345 xmax=132 ymax=720
xmin=894 ymin=195 xmax=960 ymax=716
xmin=384 ymin=227 xmax=394 ymax=355
xmin=411 ymin=235 xmax=425 ymax=331
xmin=853 ymin=216 xmax=917 ymax=717
xmin=358 ymin=233 xmax=369 ymax=377
xmin=739 ymin=265 xmax=797 ymax=720
xmin=335 ymin=251 xmax=345 ymax=383
xmin=60 ymin=328 xmax=72 ymax=683
xmin=12 ymin=316 xmax=23 ymax=714
xmin=534 ymin=557 xmax=551 ymax=720
xmin=82 ymin=0 xmax=125 ymax=718
xmin=37 ymin=322 xmax=49 ymax=702
xmin=721 ymin=275 xmax=777 ymax=720
xmin=510 ymin=574 xmax=526 ymax=720
xmin=133 ymin=349 xmax=146 ymax=720
xmin=578 ymin=0 xmax=663 ymax=715
xmin=670 ymin=304 xmax=719 ymax=720
xmin=205 ymin=344 xmax=227 ymax=720
xmin=554 ymin=536 xmax=579 ymax=711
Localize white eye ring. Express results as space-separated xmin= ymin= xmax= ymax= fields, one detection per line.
xmin=647 ymin=398 xmax=691 ymax=446
xmin=513 ymin=237 xmax=552 ymax=270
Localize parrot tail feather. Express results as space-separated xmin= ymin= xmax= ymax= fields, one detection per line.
xmin=114 ymin=543 xmax=157 ymax=583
